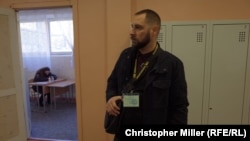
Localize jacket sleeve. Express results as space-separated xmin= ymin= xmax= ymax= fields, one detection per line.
xmin=105 ymin=54 xmax=123 ymax=102
xmin=34 ymin=73 xmax=48 ymax=82
xmin=106 ymin=67 xmax=118 ymax=102
xmin=106 ymin=49 xmax=130 ymax=102
xmin=167 ymin=58 xmax=189 ymax=124
xmin=49 ymin=73 xmax=57 ymax=80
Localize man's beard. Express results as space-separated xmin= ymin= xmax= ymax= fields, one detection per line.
xmin=131 ymin=32 xmax=150 ymax=50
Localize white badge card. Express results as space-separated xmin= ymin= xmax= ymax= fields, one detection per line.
xmin=123 ymin=93 xmax=139 ymax=107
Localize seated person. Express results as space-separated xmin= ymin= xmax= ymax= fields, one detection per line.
xmin=32 ymin=67 xmax=57 ymax=107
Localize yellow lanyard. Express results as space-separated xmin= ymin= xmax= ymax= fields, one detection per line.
xmin=133 ymin=44 xmax=158 ymax=80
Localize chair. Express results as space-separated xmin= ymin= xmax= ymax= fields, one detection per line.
xmin=28 ymin=79 xmax=40 ymax=107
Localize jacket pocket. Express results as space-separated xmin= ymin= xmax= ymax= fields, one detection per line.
xmin=152 ymin=79 xmax=170 ymax=89
xmin=149 ymin=79 xmax=171 ymax=108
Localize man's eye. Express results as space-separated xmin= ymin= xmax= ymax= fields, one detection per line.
xmin=134 ymin=25 xmax=142 ymax=30
xmin=135 ymin=25 xmax=141 ymax=28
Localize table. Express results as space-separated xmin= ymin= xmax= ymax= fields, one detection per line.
xmin=47 ymin=80 xmax=75 ymax=109
xmin=28 ymin=78 xmax=65 ymax=112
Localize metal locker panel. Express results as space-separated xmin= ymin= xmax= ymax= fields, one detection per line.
xmin=172 ymin=24 xmax=207 ymax=124
xmin=157 ymin=25 xmax=166 ymax=50
xmin=208 ymin=24 xmax=249 ymax=124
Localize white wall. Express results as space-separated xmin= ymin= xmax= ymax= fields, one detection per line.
xmin=51 ymin=55 xmax=75 ymax=80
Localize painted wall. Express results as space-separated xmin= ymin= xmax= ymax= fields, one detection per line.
xmin=131 ymin=0 xmax=250 ymax=21
xmin=51 ymin=56 xmax=75 ymax=80
xmin=1 ymin=0 xmax=250 ymax=141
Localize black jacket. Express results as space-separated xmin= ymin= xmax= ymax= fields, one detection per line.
xmin=106 ymin=44 xmax=189 ymax=125
xmin=32 ymin=72 xmax=57 ymax=94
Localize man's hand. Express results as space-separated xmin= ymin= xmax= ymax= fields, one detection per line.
xmin=106 ymin=96 xmax=122 ymax=116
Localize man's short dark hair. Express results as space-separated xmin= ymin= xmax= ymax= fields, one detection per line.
xmin=135 ymin=9 xmax=161 ymax=27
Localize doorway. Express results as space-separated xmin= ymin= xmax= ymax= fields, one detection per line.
xmin=17 ymin=7 xmax=77 ymax=140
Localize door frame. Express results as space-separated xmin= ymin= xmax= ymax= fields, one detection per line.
xmin=11 ymin=1 xmax=80 ymax=140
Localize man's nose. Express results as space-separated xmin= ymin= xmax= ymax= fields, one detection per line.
xmin=130 ymin=28 xmax=135 ymax=35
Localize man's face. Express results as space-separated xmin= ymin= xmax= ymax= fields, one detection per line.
xmin=130 ymin=14 xmax=151 ymax=50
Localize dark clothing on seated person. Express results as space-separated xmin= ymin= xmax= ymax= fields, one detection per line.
xmin=32 ymin=67 xmax=57 ymax=107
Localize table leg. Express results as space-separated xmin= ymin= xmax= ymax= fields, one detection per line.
xmin=54 ymin=87 xmax=56 ymax=109
xmin=35 ymin=85 xmax=39 ymax=109
xmin=49 ymin=87 xmax=52 ymax=109
xmin=43 ymin=92 xmax=46 ymax=112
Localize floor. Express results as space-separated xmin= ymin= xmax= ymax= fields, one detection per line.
xmin=29 ymin=96 xmax=78 ymax=141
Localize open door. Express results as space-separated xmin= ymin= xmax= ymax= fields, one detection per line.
xmin=0 ymin=7 xmax=27 ymax=141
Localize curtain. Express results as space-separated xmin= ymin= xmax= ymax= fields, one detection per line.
xmin=18 ymin=7 xmax=73 ymax=79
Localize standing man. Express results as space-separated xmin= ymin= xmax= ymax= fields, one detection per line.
xmin=105 ymin=9 xmax=189 ymax=141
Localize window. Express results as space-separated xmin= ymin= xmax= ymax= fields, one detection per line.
xmin=50 ymin=20 xmax=73 ymax=54
xmin=19 ymin=7 xmax=74 ymax=79
xmin=19 ymin=7 xmax=73 ymax=55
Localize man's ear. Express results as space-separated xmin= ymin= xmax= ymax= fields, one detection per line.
xmin=151 ymin=26 xmax=158 ymax=37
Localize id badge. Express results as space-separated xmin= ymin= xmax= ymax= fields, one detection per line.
xmin=123 ymin=92 xmax=139 ymax=107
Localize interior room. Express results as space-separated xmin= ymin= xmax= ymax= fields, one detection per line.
xmin=0 ymin=0 xmax=250 ymax=141
xmin=18 ymin=7 xmax=77 ymax=140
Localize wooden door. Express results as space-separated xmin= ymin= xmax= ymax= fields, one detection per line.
xmin=0 ymin=7 xmax=27 ymax=141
